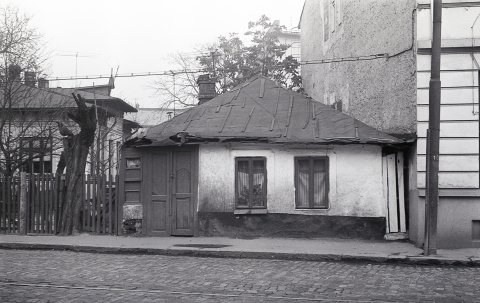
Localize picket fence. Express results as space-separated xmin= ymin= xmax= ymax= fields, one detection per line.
xmin=0 ymin=173 xmax=119 ymax=235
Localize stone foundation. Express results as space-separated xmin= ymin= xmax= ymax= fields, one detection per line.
xmin=198 ymin=212 xmax=386 ymax=240
xmin=122 ymin=204 xmax=143 ymax=235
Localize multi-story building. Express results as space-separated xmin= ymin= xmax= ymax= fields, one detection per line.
xmin=300 ymin=0 xmax=480 ymax=248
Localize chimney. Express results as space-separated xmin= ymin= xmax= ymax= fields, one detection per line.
xmin=24 ymin=71 xmax=36 ymax=87
xmin=38 ymin=78 xmax=49 ymax=89
xmin=8 ymin=64 xmax=21 ymax=81
xmin=197 ymin=74 xmax=217 ymax=105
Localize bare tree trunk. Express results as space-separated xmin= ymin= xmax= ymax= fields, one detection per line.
xmin=57 ymin=94 xmax=96 ymax=235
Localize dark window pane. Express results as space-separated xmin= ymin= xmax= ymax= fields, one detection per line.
xmin=313 ymin=159 xmax=326 ymax=172
xmin=33 ymin=161 xmax=40 ymax=174
xmin=237 ymin=169 xmax=249 ymax=207
xmin=313 ymin=171 xmax=327 ymax=208
xmin=237 ymin=160 xmax=249 ymax=173
xmin=298 ymin=159 xmax=310 ymax=171
xmin=252 ymin=160 xmax=264 ymax=172
xmin=44 ymin=161 xmax=52 ymax=174
xmin=296 ymin=170 xmax=309 ymax=208
xmin=252 ymin=171 xmax=265 ymax=207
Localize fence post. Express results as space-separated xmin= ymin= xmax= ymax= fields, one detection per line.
xmin=19 ymin=172 xmax=27 ymax=235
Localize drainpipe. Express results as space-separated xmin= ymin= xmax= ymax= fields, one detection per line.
xmin=424 ymin=0 xmax=442 ymax=256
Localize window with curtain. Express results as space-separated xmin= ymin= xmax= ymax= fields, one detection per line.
xmin=295 ymin=157 xmax=328 ymax=209
xmin=235 ymin=157 xmax=266 ymax=209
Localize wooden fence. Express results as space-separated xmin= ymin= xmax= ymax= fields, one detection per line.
xmin=0 ymin=173 xmax=118 ymax=235
xmin=0 ymin=175 xmax=20 ymax=233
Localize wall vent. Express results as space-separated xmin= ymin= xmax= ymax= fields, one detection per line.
xmin=473 ymin=220 xmax=480 ymax=240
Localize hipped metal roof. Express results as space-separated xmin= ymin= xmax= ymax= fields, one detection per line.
xmin=1 ymin=83 xmax=136 ymax=113
xmin=140 ymin=76 xmax=402 ymax=146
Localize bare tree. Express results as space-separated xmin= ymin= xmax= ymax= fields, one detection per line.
xmin=56 ymin=94 xmax=96 ymax=235
xmin=152 ymin=16 xmax=301 ymax=109
xmin=152 ymin=52 xmax=205 ymax=109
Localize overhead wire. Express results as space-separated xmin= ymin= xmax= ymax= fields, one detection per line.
xmin=46 ymin=49 xmax=412 ymax=82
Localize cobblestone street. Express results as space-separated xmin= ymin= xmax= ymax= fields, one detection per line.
xmin=1 ymin=249 xmax=479 ymax=302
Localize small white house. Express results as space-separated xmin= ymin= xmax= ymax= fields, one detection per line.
xmin=120 ymin=76 xmax=404 ymax=239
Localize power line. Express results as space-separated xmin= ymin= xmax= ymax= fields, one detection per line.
xmin=46 ymin=52 xmax=395 ymax=82
xmin=47 ymin=68 xmax=208 ymax=81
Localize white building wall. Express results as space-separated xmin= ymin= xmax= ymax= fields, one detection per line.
xmin=410 ymin=1 xmax=480 ymax=247
xmin=416 ymin=3 xmax=480 ymax=189
xmin=198 ymin=143 xmax=385 ymax=218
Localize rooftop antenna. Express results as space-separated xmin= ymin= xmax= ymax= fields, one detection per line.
xmin=171 ymin=71 xmax=176 ymax=117
xmin=56 ymin=51 xmax=94 ymax=87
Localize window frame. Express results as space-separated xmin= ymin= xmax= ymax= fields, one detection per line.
xmin=20 ymin=136 xmax=53 ymax=174
xmin=323 ymin=0 xmax=330 ymax=42
xmin=294 ymin=156 xmax=329 ymax=209
xmin=234 ymin=157 xmax=267 ymax=209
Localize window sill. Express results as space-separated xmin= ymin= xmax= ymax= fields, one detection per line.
xmin=418 ymin=189 xmax=480 ymax=197
xmin=234 ymin=209 xmax=268 ymax=215
xmin=295 ymin=207 xmax=329 ymax=211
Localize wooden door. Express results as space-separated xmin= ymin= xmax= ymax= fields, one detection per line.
xmin=147 ymin=151 xmax=170 ymax=236
xmin=171 ymin=149 xmax=195 ymax=236
xmin=382 ymin=152 xmax=406 ymax=234
xmin=146 ymin=148 xmax=196 ymax=236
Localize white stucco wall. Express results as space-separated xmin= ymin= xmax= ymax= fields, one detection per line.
xmin=198 ymin=143 xmax=385 ymax=217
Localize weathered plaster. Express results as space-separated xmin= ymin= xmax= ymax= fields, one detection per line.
xmin=198 ymin=213 xmax=386 ymax=240
xmin=410 ymin=197 xmax=480 ymax=248
xmin=198 ymin=143 xmax=385 ymax=218
xmin=300 ymin=0 xmax=417 ymax=135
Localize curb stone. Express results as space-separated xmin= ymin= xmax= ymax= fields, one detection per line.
xmin=0 ymin=242 xmax=479 ymax=267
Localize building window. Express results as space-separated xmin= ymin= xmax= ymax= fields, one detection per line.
xmin=20 ymin=137 xmax=52 ymax=174
xmin=324 ymin=0 xmax=342 ymax=42
xmin=329 ymin=0 xmax=336 ymax=33
xmin=235 ymin=157 xmax=267 ymax=209
xmin=126 ymin=158 xmax=141 ymax=169
xmin=295 ymin=157 xmax=329 ymax=209
xmin=323 ymin=0 xmax=330 ymax=41
xmin=335 ymin=0 xmax=343 ymax=27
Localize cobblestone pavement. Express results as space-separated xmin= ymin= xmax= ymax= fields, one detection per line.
xmin=1 ymin=249 xmax=479 ymax=302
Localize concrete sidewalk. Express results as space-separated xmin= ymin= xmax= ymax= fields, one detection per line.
xmin=1 ymin=234 xmax=479 ymax=266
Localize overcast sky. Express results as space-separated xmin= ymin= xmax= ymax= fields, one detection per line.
xmin=1 ymin=0 xmax=304 ymax=107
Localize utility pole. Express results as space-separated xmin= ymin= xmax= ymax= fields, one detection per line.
xmin=425 ymin=0 xmax=442 ymax=256
xmin=211 ymin=50 xmax=218 ymax=78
